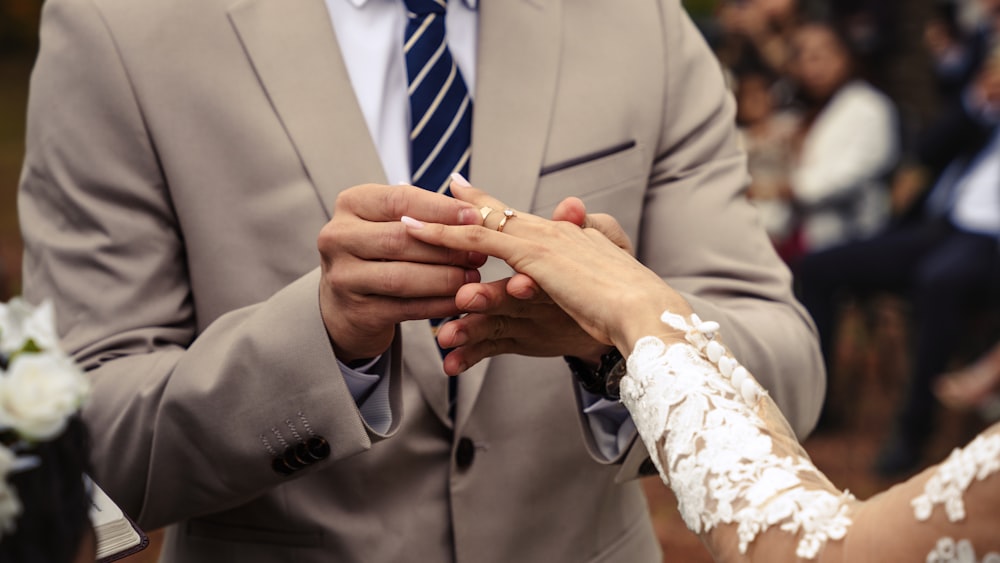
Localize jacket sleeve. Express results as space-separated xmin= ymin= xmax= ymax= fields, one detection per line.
xmin=579 ymin=0 xmax=825 ymax=480
xmin=18 ymin=0 xmax=401 ymax=530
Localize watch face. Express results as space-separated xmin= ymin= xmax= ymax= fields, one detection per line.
xmin=605 ymin=359 xmax=627 ymax=400
xmin=565 ymin=356 xmax=606 ymax=396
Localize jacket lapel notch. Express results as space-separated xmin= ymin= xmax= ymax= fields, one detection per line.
xmin=228 ymin=0 xmax=385 ymax=217
xmin=455 ymin=0 xmax=563 ymax=431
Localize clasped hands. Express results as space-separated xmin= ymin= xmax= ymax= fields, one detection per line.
xmin=318 ymin=175 xmax=691 ymax=375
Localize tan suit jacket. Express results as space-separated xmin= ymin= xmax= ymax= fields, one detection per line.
xmin=19 ymin=0 xmax=825 ymax=560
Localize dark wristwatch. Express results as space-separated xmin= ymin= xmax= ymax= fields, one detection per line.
xmin=565 ymin=348 xmax=626 ymax=401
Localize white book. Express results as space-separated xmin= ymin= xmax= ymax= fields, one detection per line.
xmin=87 ymin=478 xmax=148 ymax=562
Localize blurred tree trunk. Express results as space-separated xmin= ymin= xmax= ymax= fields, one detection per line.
xmin=884 ymin=0 xmax=939 ymax=144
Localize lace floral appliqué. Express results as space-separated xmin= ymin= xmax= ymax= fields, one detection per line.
xmin=926 ymin=537 xmax=1000 ymax=563
xmin=619 ymin=312 xmax=855 ymax=559
xmin=911 ymin=433 xmax=1000 ymax=523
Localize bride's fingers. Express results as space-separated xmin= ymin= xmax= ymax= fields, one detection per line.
xmin=448 ymin=176 xmax=548 ymax=234
xmin=551 ymin=196 xmax=633 ymax=254
xmin=551 ymin=196 xmax=587 ymax=226
xmin=584 ymin=213 xmax=634 ymax=254
xmin=448 ymin=176 xmax=507 ymax=221
xmin=401 ymin=217 xmax=519 ymax=261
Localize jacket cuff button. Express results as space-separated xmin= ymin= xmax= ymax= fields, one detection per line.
xmin=306 ymin=436 xmax=331 ymax=460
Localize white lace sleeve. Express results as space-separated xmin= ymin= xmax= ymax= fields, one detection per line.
xmin=620 ymin=311 xmax=1000 ymax=563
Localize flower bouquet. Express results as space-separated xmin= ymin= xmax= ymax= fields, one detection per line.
xmin=0 ymin=298 xmax=90 ymax=537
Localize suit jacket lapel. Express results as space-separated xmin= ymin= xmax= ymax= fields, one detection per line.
xmin=229 ymin=0 xmax=564 ymax=431
xmin=456 ymin=0 xmax=563 ymax=432
xmin=230 ymin=0 xmax=457 ymax=425
xmin=228 ymin=0 xmax=386 ymax=218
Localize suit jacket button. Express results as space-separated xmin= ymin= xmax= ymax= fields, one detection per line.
xmin=455 ymin=437 xmax=475 ymax=469
xmin=306 ymin=436 xmax=331 ymax=460
xmin=283 ymin=446 xmax=307 ymax=470
xmin=295 ymin=442 xmax=313 ymax=464
xmin=272 ymin=456 xmax=295 ymax=475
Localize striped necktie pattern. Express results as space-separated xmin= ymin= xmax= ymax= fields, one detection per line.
xmin=403 ymin=0 xmax=472 ymax=195
xmin=403 ymin=0 xmax=472 ymax=412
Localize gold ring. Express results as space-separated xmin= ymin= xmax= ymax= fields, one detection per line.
xmin=496 ymin=209 xmax=516 ymax=232
xmin=480 ymin=206 xmax=495 ymax=221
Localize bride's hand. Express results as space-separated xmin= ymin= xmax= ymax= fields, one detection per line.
xmin=430 ymin=185 xmax=625 ymax=374
xmin=403 ymin=182 xmax=692 ymax=355
xmin=502 ymin=194 xmax=634 ymax=301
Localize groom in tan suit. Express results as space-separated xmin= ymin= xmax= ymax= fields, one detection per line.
xmin=19 ymin=0 xmax=824 ymax=561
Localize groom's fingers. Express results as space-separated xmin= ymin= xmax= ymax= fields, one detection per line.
xmin=506 ymin=273 xmax=546 ymax=301
xmin=452 ymin=279 xmax=546 ymax=315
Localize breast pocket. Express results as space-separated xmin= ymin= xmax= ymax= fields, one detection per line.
xmin=531 ymin=141 xmax=647 ymax=241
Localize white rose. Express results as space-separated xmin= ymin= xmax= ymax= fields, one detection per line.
xmin=0 ymin=299 xmax=59 ymax=356
xmin=0 ymin=351 xmax=90 ymax=441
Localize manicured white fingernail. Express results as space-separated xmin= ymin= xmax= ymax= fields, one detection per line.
xmin=401 ymin=215 xmax=424 ymax=229
xmin=450 ymin=172 xmax=471 ymax=188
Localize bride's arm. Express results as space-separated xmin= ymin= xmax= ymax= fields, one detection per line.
xmin=401 ymin=190 xmax=1000 ymax=563
xmin=622 ymin=310 xmax=1000 ymax=562
xmin=620 ymin=311 xmax=858 ymax=562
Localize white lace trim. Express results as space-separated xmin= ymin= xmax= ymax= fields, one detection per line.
xmin=912 ymin=433 xmax=1000 ymax=523
xmin=619 ymin=312 xmax=855 ymax=559
xmin=926 ymin=537 xmax=1000 ymax=563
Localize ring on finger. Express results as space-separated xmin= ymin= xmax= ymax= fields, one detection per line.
xmin=480 ymin=206 xmax=495 ymax=221
xmin=497 ymin=209 xmax=517 ymax=232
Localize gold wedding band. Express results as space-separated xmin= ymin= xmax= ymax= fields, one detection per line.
xmin=480 ymin=206 xmax=495 ymax=221
xmin=496 ymin=208 xmax=516 ymax=232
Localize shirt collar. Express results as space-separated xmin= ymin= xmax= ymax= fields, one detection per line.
xmin=346 ymin=0 xmax=477 ymax=9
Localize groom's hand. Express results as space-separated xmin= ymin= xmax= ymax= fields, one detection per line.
xmin=318 ymin=184 xmax=484 ymax=363
xmin=435 ymin=279 xmax=612 ymax=375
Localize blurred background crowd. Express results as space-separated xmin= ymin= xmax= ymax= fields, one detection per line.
xmin=0 ymin=0 xmax=998 ymax=560
xmin=704 ymin=0 xmax=1000 ymax=477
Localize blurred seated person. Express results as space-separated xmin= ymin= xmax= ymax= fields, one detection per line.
xmin=784 ymin=22 xmax=900 ymax=263
xmin=402 ymin=181 xmax=1000 ymax=563
xmin=715 ymin=0 xmax=801 ymax=84
xmin=797 ymin=56 xmax=1000 ymax=478
xmin=735 ymin=69 xmax=802 ymax=261
xmin=936 ymin=339 xmax=1000 ymax=418
xmin=925 ymin=0 xmax=989 ymax=102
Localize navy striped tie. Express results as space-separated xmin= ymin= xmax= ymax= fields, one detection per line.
xmin=403 ymin=0 xmax=472 ymax=195
xmin=403 ymin=0 xmax=471 ymax=413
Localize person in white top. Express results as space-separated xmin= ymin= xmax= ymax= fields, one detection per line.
xmin=786 ymin=22 xmax=900 ymax=257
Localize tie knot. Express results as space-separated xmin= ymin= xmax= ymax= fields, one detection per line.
xmin=404 ymin=0 xmax=445 ymax=16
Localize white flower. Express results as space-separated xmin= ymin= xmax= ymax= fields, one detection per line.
xmin=0 ymin=351 xmax=90 ymax=441
xmin=0 ymin=298 xmax=59 ymax=356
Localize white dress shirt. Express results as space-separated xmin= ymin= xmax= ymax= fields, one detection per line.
xmin=951 ymin=128 xmax=1000 ymax=236
xmin=326 ymin=0 xmax=633 ymax=458
xmin=325 ymin=0 xmax=478 ymax=185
